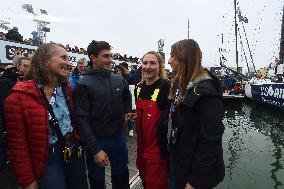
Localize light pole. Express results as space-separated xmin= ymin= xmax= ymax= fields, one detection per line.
xmin=187 ymin=19 xmax=190 ymax=39
xmin=158 ymin=39 xmax=165 ymax=64
xmin=22 ymin=4 xmax=50 ymax=45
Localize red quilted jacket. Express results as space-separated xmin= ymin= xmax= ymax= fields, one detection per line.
xmin=4 ymin=80 xmax=76 ymax=186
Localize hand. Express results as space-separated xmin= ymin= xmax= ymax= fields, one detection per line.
xmin=24 ymin=181 xmax=38 ymax=189
xmin=124 ymin=113 xmax=132 ymax=125
xmin=130 ymin=113 xmax=137 ymax=120
xmin=94 ymin=150 xmax=110 ymax=167
xmin=185 ymin=183 xmax=195 ymax=189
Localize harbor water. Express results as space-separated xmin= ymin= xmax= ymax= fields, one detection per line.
xmin=218 ymin=99 xmax=284 ymax=189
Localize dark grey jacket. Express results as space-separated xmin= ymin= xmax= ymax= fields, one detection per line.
xmin=74 ymin=69 xmax=132 ymax=155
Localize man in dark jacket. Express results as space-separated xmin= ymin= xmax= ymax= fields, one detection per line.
xmin=74 ymin=40 xmax=132 ymax=189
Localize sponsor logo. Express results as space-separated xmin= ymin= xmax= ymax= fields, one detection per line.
xmin=5 ymin=45 xmax=36 ymax=60
xmin=260 ymin=86 xmax=284 ymax=99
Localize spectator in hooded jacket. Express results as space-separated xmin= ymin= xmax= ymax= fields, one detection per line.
xmin=168 ymin=39 xmax=225 ymax=189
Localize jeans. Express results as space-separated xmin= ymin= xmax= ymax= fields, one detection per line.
xmin=38 ymin=141 xmax=88 ymax=189
xmin=86 ymin=128 xmax=128 ymax=184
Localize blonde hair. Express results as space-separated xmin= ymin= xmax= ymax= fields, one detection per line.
xmin=138 ymin=51 xmax=167 ymax=85
xmin=77 ymin=58 xmax=87 ymax=65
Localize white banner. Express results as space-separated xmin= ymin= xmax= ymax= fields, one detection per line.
xmin=0 ymin=39 xmax=88 ymax=66
xmin=0 ymin=40 xmax=37 ymax=64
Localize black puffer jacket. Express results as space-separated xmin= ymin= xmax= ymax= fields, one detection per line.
xmin=0 ymin=68 xmax=18 ymax=171
xmin=169 ymin=72 xmax=225 ymax=189
xmin=74 ymin=69 xmax=132 ymax=155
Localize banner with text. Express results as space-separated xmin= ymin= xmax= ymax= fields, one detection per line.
xmin=0 ymin=40 xmax=88 ymax=66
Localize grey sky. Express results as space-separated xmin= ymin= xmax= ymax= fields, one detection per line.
xmin=1 ymin=0 xmax=283 ymax=71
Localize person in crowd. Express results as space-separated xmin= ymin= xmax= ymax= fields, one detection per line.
xmin=135 ymin=51 xmax=170 ymax=189
xmin=0 ymin=59 xmax=28 ymax=189
xmin=31 ymin=31 xmax=42 ymax=46
xmin=128 ymin=65 xmax=137 ymax=85
xmin=0 ymin=32 xmax=6 ymax=40
xmin=16 ymin=57 xmax=31 ymax=80
xmin=119 ymin=63 xmax=130 ymax=79
xmin=114 ymin=65 xmax=134 ymax=137
xmin=167 ymin=39 xmax=225 ymax=189
xmin=119 ymin=62 xmax=129 ymax=71
xmin=0 ymin=57 xmax=31 ymax=133
xmin=3 ymin=43 xmax=89 ymax=189
xmin=66 ymin=44 xmax=72 ymax=52
xmin=225 ymin=76 xmax=233 ymax=92
xmin=74 ymin=40 xmax=132 ymax=189
xmin=115 ymin=65 xmax=128 ymax=82
xmin=129 ymin=66 xmax=142 ymax=86
xmin=73 ymin=46 xmax=80 ymax=53
xmin=69 ymin=58 xmax=88 ymax=89
xmin=5 ymin=27 xmax=23 ymax=42
xmin=80 ymin=48 xmax=87 ymax=54
xmin=0 ymin=56 xmax=31 ymax=132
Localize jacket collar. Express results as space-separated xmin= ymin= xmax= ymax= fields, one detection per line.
xmin=86 ymin=67 xmax=111 ymax=77
xmin=182 ymin=71 xmax=222 ymax=108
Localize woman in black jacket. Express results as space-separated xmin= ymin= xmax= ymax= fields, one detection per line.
xmin=168 ymin=39 xmax=225 ymax=189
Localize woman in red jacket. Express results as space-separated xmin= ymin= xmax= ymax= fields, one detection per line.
xmin=135 ymin=51 xmax=170 ymax=189
xmin=4 ymin=43 xmax=88 ymax=189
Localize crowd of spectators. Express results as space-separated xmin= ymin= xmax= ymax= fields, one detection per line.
xmin=0 ymin=27 xmax=36 ymax=45
xmin=65 ymin=44 xmax=87 ymax=54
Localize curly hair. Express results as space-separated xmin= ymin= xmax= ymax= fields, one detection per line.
xmin=87 ymin=40 xmax=112 ymax=59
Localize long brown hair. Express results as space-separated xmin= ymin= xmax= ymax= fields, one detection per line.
xmin=25 ymin=42 xmax=67 ymax=85
xmin=169 ymin=39 xmax=207 ymax=102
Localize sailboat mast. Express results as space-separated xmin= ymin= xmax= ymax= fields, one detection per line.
xmin=187 ymin=19 xmax=190 ymax=39
xmin=279 ymin=5 xmax=284 ymax=64
xmin=234 ymin=0 xmax=239 ymax=72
